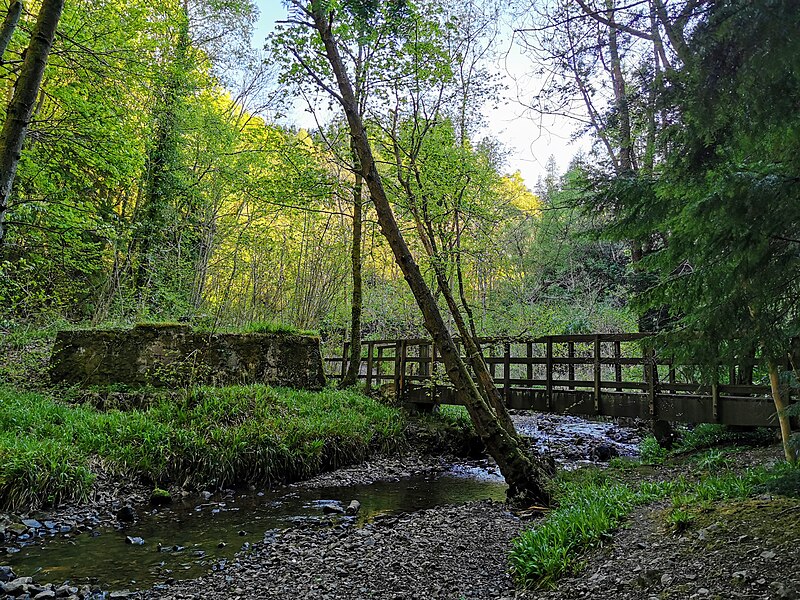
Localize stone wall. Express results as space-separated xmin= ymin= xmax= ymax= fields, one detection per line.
xmin=50 ymin=324 xmax=326 ymax=389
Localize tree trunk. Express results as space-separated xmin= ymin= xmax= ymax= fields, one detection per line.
xmin=606 ymin=0 xmax=635 ymax=174
xmin=341 ymin=143 xmax=364 ymax=387
xmin=391 ymin=147 xmax=518 ymax=437
xmin=308 ymin=2 xmax=553 ymax=506
xmin=768 ymin=359 xmax=796 ymax=465
xmin=0 ymin=1 xmax=22 ymax=63
xmin=0 ymin=0 xmax=64 ymax=249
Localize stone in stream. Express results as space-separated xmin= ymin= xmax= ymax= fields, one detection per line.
xmin=149 ymin=488 xmax=172 ymax=506
xmin=346 ymin=500 xmax=361 ymax=515
xmin=116 ymin=505 xmax=137 ymax=523
xmin=591 ymin=443 xmax=619 ymax=462
xmin=55 ymin=584 xmax=78 ymax=596
xmin=21 ymin=519 xmax=42 ymax=530
xmin=2 ymin=576 xmax=32 ymax=595
xmin=0 ymin=565 xmax=14 ymax=582
xmin=322 ymin=503 xmax=345 ymax=515
xmin=125 ymin=536 xmax=145 ymax=546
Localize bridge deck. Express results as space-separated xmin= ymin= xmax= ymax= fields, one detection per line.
xmin=326 ymin=335 xmax=787 ymax=428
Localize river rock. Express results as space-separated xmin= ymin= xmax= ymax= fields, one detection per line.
xmin=322 ymin=503 xmax=345 ymax=515
xmin=0 ymin=566 xmax=14 ymax=582
xmin=33 ymin=589 xmax=56 ymax=599
xmin=116 ymin=505 xmax=137 ymax=523
xmin=55 ymin=585 xmax=78 ymax=597
xmin=590 ymin=443 xmax=619 ymax=461
xmin=125 ymin=536 xmax=145 ymax=545
xmin=3 ymin=576 xmax=32 ymax=595
xmin=346 ymin=500 xmax=361 ymax=515
xmin=21 ymin=519 xmax=42 ymax=530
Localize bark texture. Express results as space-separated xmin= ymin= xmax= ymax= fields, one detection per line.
xmin=0 ymin=0 xmax=64 ymax=247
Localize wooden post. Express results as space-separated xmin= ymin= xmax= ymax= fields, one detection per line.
xmin=593 ymin=335 xmax=601 ymax=413
xmin=398 ymin=340 xmax=408 ymax=399
xmin=430 ymin=342 xmax=437 ymax=402
xmin=614 ymin=340 xmax=622 ymax=392
xmin=646 ymin=348 xmax=656 ymax=418
xmin=489 ymin=342 xmax=496 ymax=380
xmin=341 ymin=340 xmax=349 ymax=381
xmin=394 ymin=341 xmax=402 ymax=398
xmin=365 ymin=341 xmax=374 ymax=391
xmin=503 ymin=342 xmax=511 ymax=403
xmin=712 ymin=366 xmax=720 ymax=422
xmin=419 ymin=342 xmax=430 ymax=378
xmin=526 ymin=341 xmax=533 ymax=382
xmin=568 ymin=341 xmax=575 ymax=390
xmin=546 ymin=337 xmax=553 ymax=410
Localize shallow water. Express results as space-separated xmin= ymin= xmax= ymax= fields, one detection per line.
xmin=7 ymin=471 xmax=507 ymax=590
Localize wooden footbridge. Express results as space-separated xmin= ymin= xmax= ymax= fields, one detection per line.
xmin=326 ymin=334 xmax=787 ymax=427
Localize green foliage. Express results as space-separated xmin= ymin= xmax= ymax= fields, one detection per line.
xmin=238 ymin=321 xmax=318 ymax=336
xmin=670 ymin=424 xmax=776 ymax=455
xmin=594 ymin=0 xmax=800 ymax=368
xmin=510 ymin=464 xmax=790 ymax=589
xmin=692 ymin=449 xmax=733 ymax=472
xmin=638 ymin=436 xmax=668 ymax=465
xmin=665 ymin=506 xmax=693 ymax=533
xmin=0 ymin=384 xmax=405 ymax=510
xmin=510 ymin=475 xmax=658 ymax=589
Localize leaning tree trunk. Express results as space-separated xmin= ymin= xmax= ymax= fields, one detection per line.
xmin=309 ymin=3 xmax=552 ymax=506
xmin=340 ymin=142 xmax=364 ymax=388
xmin=0 ymin=1 xmax=22 ymax=63
xmin=0 ymin=0 xmax=65 ymax=249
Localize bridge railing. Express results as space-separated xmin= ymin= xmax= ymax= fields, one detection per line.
xmin=324 ymin=334 xmax=784 ymax=427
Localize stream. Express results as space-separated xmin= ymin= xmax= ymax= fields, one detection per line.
xmin=5 ymin=470 xmax=507 ymax=590
xmin=3 ymin=413 xmax=643 ymax=594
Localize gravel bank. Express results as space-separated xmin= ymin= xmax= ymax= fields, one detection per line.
xmin=137 ymin=501 xmax=524 ymax=600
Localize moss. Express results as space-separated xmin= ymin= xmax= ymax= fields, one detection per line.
xmin=150 ymin=487 xmax=173 ymax=505
xmin=134 ymin=322 xmax=191 ymax=331
xmin=690 ymin=497 xmax=800 ymax=546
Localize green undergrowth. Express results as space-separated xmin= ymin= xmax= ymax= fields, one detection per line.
xmin=510 ymin=463 xmax=795 ymax=589
xmin=0 ymin=384 xmax=404 ymax=511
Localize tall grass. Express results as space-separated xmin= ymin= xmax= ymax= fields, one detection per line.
xmin=0 ymin=385 xmax=404 ymax=510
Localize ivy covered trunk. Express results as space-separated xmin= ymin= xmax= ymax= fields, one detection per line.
xmin=309 ymin=2 xmax=553 ymax=506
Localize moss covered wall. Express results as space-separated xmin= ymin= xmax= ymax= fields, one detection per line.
xmin=50 ymin=324 xmax=326 ymax=389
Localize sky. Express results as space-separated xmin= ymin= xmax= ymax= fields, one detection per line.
xmin=251 ymin=2 xmax=584 ymax=188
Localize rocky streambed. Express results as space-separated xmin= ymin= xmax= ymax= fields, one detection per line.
xmin=2 ymin=413 xmax=648 ymax=599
